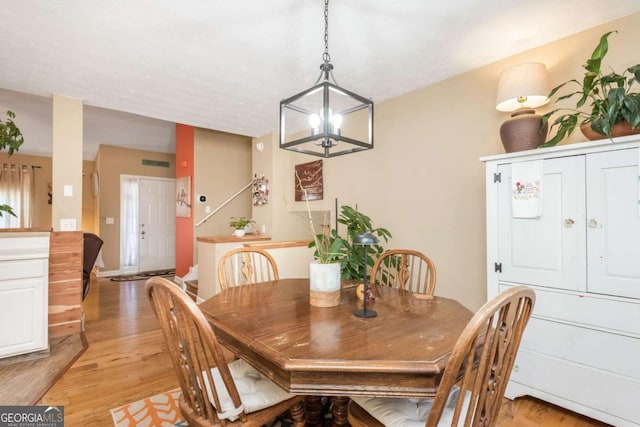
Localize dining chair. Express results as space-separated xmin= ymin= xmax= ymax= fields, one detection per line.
xmin=218 ymin=247 xmax=279 ymax=291
xmin=145 ymin=277 xmax=305 ymax=427
xmin=348 ymin=285 xmax=535 ymax=427
xmin=82 ymin=232 xmax=104 ymax=301
xmin=370 ymin=249 xmax=436 ymax=298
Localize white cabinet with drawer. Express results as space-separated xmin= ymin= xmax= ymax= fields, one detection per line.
xmin=0 ymin=232 xmax=51 ymax=359
xmin=481 ymin=137 xmax=640 ymax=427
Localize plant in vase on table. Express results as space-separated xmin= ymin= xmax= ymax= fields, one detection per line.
xmin=296 ymin=173 xmax=392 ymax=306
xmin=541 ymin=30 xmax=640 ymax=147
xmin=298 ymin=195 xmax=345 ymax=307
xmin=229 ymin=217 xmax=255 ymax=237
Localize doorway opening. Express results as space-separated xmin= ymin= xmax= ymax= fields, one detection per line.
xmin=120 ymin=175 xmax=176 ymax=274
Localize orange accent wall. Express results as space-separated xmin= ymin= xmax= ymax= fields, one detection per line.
xmin=175 ymin=124 xmax=195 ymax=277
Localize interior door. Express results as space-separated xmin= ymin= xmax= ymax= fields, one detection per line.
xmin=496 ymin=156 xmax=586 ymax=291
xmin=138 ymin=178 xmax=176 ymax=272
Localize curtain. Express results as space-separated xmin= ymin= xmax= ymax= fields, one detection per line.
xmin=0 ymin=164 xmax=33 ymax=228
xmin=121 ymin=176 xmax=139 ymax=269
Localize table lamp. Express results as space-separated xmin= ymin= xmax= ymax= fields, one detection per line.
xmin=353 ymin=231 xmax=378 ymax=318
xmin=496 ymin=63 xmax=550 ymax=152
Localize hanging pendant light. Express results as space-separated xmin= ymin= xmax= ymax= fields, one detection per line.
xmin=279 ymin=0 xmax=374 ymax=158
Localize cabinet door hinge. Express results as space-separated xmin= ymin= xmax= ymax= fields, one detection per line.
xmin=494 ymin=262 xmax=502 ymax=273
xmin=494 ymin=172 xmax=501 ymax=183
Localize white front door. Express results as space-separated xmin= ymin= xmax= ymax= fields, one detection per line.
xmin=138 ymin=178 xmax=176 ymax=272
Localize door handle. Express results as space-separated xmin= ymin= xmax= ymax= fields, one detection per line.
xmin=140 ymin=231 xmax=146 ymax=235
xmin=564 ymin=218 xmax=575 ymax=228
xmin=588 ymin=218 xmax=598 ymax=228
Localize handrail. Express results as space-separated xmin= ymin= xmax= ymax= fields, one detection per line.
xmin=195 ymin=180 xmax=252 ymax=227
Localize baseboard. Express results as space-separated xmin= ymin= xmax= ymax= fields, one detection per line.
xmin=97 ymin=269 xmax=121 ymax=277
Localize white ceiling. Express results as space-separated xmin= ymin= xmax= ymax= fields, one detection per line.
xmin=1 ymin=1 xmax=639 ymax=160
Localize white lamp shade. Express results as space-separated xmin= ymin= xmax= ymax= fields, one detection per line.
xmin=496 ymin=63 xmax=550 ymax=112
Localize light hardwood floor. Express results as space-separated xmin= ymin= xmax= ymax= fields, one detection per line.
xmin=41 ymin=277 xmax=609 ymax=426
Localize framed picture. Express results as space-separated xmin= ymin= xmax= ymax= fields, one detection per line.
xmin=176 ymin=176 xmax=191 ymax=217
xmin=295 ymin=160 xmax=323 ymax=201
xmin=252 ymin=174 xmax=269 ymax=206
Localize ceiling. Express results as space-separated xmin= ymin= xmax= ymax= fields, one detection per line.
xmin=1 ymin=1 xmax=639 ymax=160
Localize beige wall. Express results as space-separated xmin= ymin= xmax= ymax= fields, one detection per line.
xmin=193 ymin=128 xmax=252 ymax=246
xmin=52 ymin=95 xmax=83 ymax=231
xmin=255 ymin=13 xmax=640 ymax=311
xmin=95 ymin=144 xmax=175 ymax=271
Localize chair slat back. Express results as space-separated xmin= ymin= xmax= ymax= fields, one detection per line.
xmin=371 ymin=249 xmax=436 ymax=296
xmin=218 ymin=248 xmax=279 ymax=291
xmin=145 ymin=277 xmax=244 ymax=425
xmin=426 ymin=286 xmax=535 ymax=427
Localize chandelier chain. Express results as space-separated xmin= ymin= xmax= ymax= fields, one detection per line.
xmin=322 ymin=0 xmax=330 ymax=64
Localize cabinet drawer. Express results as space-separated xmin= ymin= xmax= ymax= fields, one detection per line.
xmin=509 ymin=348 xmax=640 ymax=425
xmin=0 ymin=259 xmax=48 ymax=281
xmin=521 ymin=317 xmax=640 ymax=379
xmin=499 ymin=283 xmax=640 ymax=336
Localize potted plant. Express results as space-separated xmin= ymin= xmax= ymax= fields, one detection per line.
xmin=229 ymin=216 xmax=254 ymax=237
xmin=297 ymin=182 xmax=345 ymax=306
xmin=541 ymin=31 xmax=640 ymax=147
xmin=336 ymin=205 xmax=391 ymax=281
xmin=0 ymin=110 xmax=25 ymax=217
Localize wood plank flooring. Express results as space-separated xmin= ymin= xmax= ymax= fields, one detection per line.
xmin=0 ymin=334 xmax=86 ymax=405
xmin=40 ymin=277 xmax=609 ymax=426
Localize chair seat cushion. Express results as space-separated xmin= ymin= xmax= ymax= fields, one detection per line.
xmin=351 ymin=387 xmax=471 ymax=427
xmin=203 ymin=358 xmax=293 ymax=420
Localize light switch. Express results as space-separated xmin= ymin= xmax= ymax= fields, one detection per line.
xmin=106 ymin=217 xmax=114 ymax=225
xmin=205 ymin=206 xmax=211 ymax=214
xmin=63 ymin=185 xmax=73 ymax=197
xmin=60 ymin=218 xmax=76 ymax=231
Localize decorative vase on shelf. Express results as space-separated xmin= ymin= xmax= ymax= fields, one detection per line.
xmin=233 ymin=229 xmax=246 ymax=237
xmin=580 ymin=121 xmax=640 ymax=141
xmin=309 ymin=262 xmax=341 ymax=307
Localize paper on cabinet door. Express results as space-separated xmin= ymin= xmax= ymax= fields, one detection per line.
xmin=511 ymin=160 xmax=543 ymax=218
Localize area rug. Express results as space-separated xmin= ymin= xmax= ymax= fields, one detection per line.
xmin=111 ymin=388 xmax=187 ymax=427
xmin=111 ymin=389 xmax=302 ymax=427
xmin=110 ymin=269 xmax=175 ymax=282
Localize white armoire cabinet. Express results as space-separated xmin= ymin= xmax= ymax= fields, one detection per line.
xmin=481 ymin=136 xmax=640 ymax=427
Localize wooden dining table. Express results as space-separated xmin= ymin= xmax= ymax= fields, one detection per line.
xmin=198 ymin=278 xmax=474 ymax=426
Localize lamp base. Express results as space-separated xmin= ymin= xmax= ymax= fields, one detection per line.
xmin=500 ymin=109 xmax=548 ymax=153
xmin=353 ymin=308 xmax=377 ymax=318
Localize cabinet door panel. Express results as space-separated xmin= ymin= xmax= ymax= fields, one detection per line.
xmin=586 ymin=148 xmax=640 ymax=298
xmin=497 ymin=157 xmax=585 ymax=290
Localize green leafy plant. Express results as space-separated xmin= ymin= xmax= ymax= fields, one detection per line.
xmin=229 ymin=216 xmax=254 ymax=229
xmin=306 ymin=205 xmax=391 ymax=280
xmin=541 ymin=31 xmax=640 ymax=147
xmin=1 ymin=110 xmax=25 ymax=217
xmin=295 ymin=172 xmax=391 ymax=276
xmin=337 ymin=205 xmax=391 ymax=280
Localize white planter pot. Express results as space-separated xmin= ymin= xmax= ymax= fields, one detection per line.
xmin=309 ymin=262 xmax=341 ymax=307
xmin=233 ymin=229 xmax=246 ymax=237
